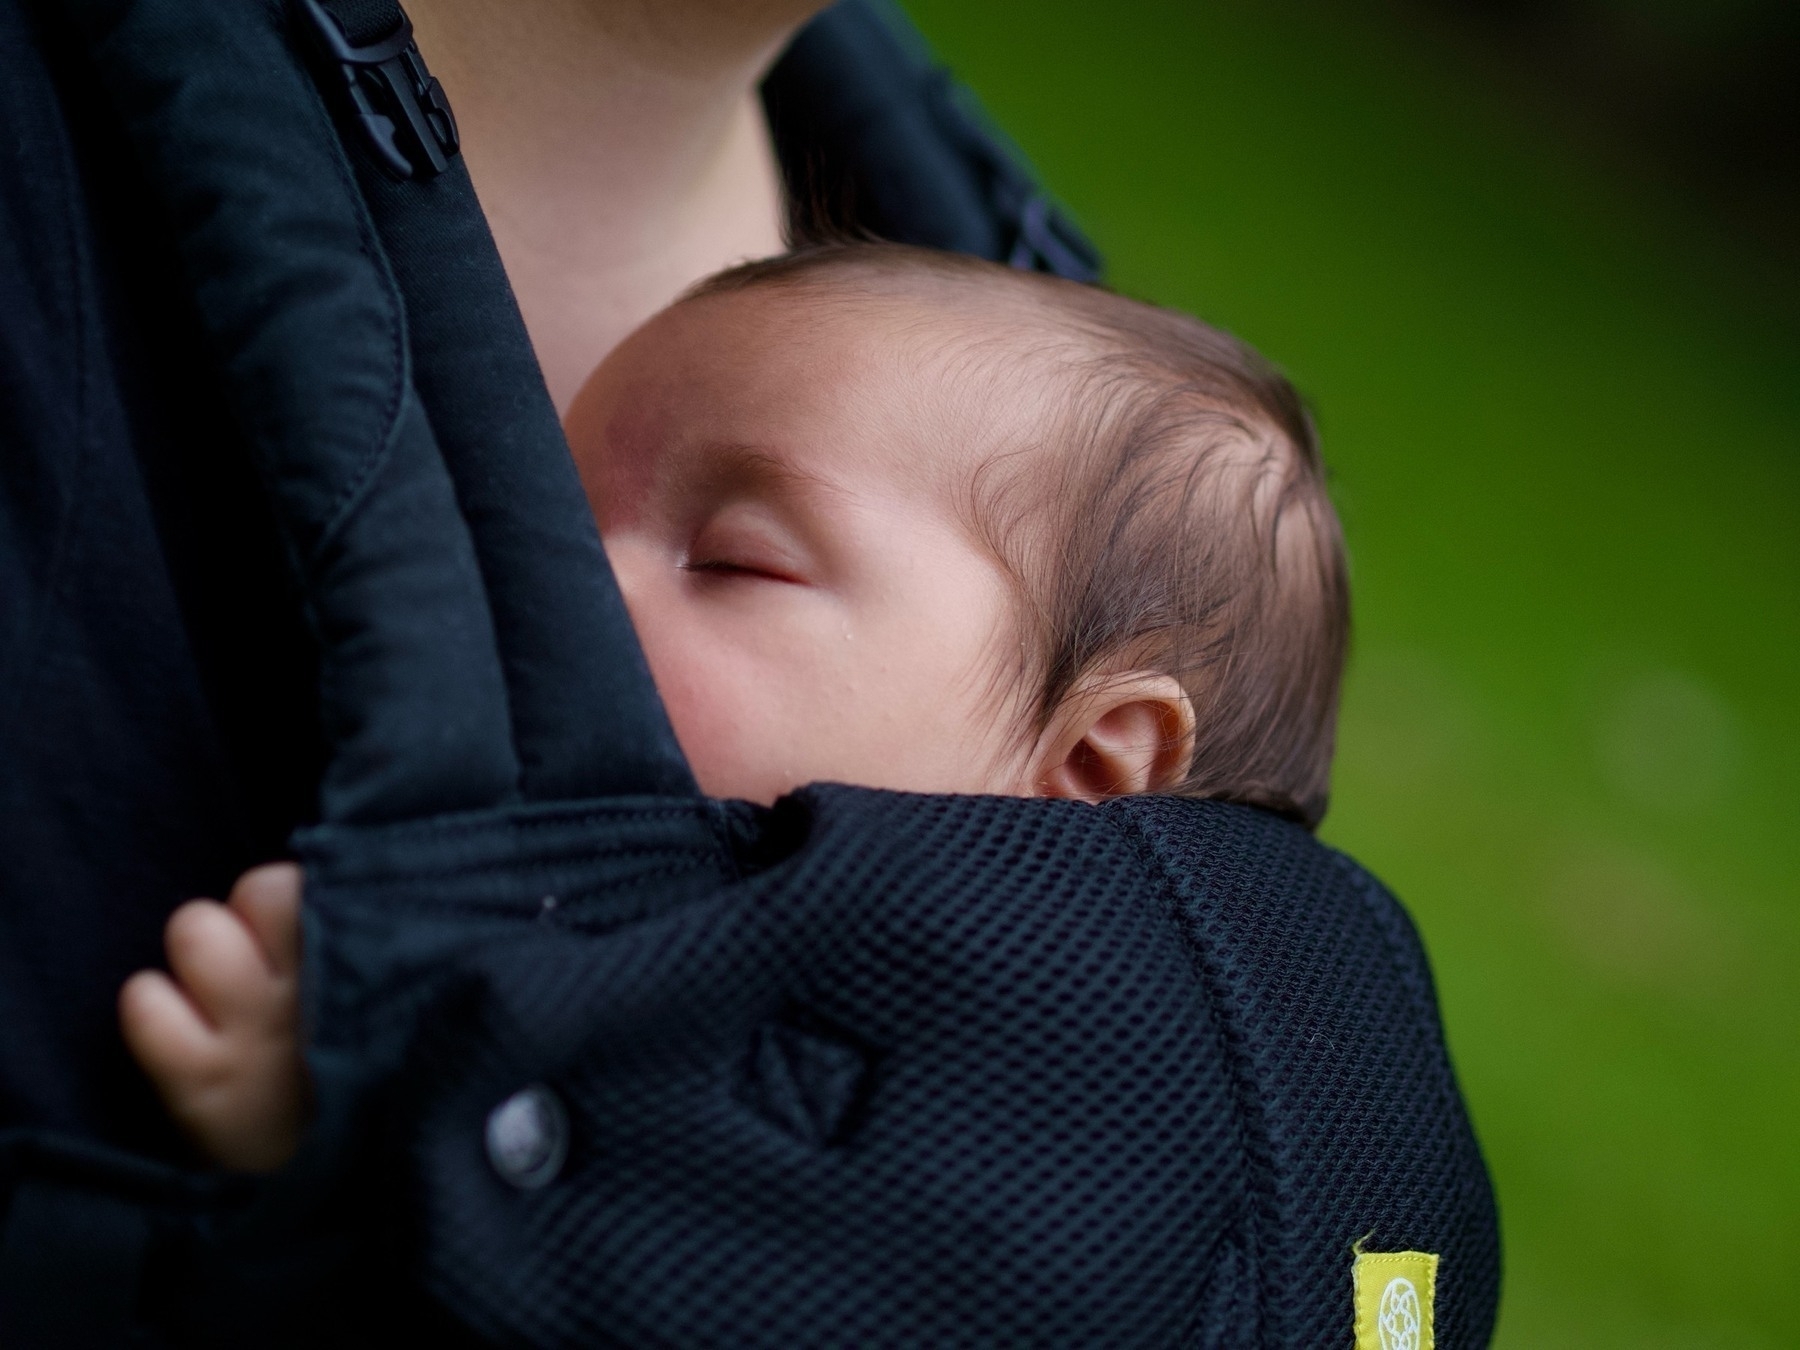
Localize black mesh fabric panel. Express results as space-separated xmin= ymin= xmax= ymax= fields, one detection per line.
xmin=1114 ymin=798 xmax=1502 ymax=1348
xmin=301 ymin=787 xmax=1499 ymax=1347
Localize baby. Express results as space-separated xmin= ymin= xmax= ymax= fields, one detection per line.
xmin=119 ymin=242 xmax=1349 ymax=1170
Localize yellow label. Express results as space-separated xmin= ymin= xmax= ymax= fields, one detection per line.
xmin=1353 ymin=1249 xmax=1438 ymax=1350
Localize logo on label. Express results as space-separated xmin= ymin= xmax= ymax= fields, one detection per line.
xmin=1377 ymin=1276 xmax=1422 ymax=1350
xmin=1352 ymin=1249 xmax=1437 ymax=1350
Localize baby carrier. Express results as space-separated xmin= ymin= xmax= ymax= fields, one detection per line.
xmin=0 ymin=0 xmax=1499 ymax=1343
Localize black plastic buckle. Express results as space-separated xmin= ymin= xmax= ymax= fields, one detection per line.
xmin=296 ymin=0 xmax=459 ymax=181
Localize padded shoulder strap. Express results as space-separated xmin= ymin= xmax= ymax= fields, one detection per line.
xmin=765 ymin=0 xmax=1102 ymax=279
xmin=69 ymin=0 xmax=694 ymax=821
xmin=330 ymin=33 xmax=697 ymax=802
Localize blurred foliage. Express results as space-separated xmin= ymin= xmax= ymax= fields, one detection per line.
xmin=901 ymin=0 xmax=1800 ymax=1344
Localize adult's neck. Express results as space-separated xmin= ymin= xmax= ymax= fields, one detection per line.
xmin=408 ymin=0 xmax=816 ymax=411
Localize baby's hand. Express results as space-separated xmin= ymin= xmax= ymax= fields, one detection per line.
xmin=119 ymin=864 xmax=308 ymax=1172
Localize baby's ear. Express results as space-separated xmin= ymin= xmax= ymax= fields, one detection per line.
xmin=1030 ymin=672 xmax=1196 ymax=801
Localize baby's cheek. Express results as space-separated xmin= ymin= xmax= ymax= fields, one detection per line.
xmin=664 ymin=685 xmax=763 ymax=800
xmin=644 ymin=638 xmax=794 ymax=803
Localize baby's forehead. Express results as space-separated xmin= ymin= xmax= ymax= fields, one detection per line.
xmin=686 ymin=272 xmax=1077 ymax=465
xmin=772 ymin=271 xmax=1092 ymax=424
xmin=754 ymin=264 xmax=1078 ymax=356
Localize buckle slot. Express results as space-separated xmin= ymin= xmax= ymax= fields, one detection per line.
xmin=296 ymin=0 xmax=459 ymax=181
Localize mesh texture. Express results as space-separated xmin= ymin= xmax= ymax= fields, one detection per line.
xmin=304 ymin=787 xmax=1499 ymax=1347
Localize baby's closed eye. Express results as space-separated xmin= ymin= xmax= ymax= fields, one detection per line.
xmin=683 ymin=507 xmax=813 ymax=585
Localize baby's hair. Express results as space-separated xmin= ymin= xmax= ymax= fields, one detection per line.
xmin=689 ymin=244 xmax=1349 ymax=828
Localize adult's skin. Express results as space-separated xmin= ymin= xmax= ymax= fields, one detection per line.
xmin=407 ymin=0 xmax=830 ymax=411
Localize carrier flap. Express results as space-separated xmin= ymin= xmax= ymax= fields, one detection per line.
xmin=304 ymin=0 xmax=696 ymax=803
xmin=68 ymin=0 xmax=695 ymax=824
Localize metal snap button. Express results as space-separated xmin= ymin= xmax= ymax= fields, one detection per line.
xmin=484 ymin=1084 xmax=568 ymax=1190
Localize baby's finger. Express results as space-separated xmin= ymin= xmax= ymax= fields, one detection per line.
xmin=228 ymin=863 xmax=303 ymax=977
xmin=163 ymin=899 xmax=280 ymax=1029
xmin=119 ymin=968 xmax=221 ymax=1082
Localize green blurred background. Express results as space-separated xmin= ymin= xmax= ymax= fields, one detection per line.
xmin=898 ymin=1 xmax=1799 ymax=1344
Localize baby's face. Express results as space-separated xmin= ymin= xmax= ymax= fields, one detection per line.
xmin=565 ymin=284 xmax=1036 ymax=804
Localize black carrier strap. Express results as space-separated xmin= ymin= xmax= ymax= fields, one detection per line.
xmin=299 ymin=0 xmax=698 ymax=803
xmin=763 ymin=0 xmax=1102 ymax=279
xmin=72 ymin=0 xmax=509 ymax=824
xmin=70 ymin=0 xmax=692 ymax=823
xmin=295 ymin=0 xmax=458 ymax=181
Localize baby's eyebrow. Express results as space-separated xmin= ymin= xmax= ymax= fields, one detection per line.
xmin=695 ymin=443 xmax=844 ymax=506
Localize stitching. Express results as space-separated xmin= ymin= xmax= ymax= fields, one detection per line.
xmin=356 ymin=857 xmax=722 ymax=913
xmin=333 ymin=848 xmax=723 ymax=889
xmin=287 ymin=25 xmax=410 ymax=572
xmin=304 ymin=803 xmax=715 ymax=852
xmin=1329 ymin=850 xmax=1452 ymax=1074
xmin=314 ymin=802 xmax=713 ymax=838
xmin=1097 ymin=801 xmax=1272 ymax=1344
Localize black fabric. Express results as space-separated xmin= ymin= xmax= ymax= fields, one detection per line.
xmin=0 ymin=0 xmax=322 ymax=1147
xmin=0 ymin=1121 xmax=468 ymax=1347
xmin=764 ymin=0 xmax=1102 ymax=280
xmin=77 ymin=0 xmax=527 ymax=825
xmin=313 ymin=0 xmax=402 ymax=48
xmin=301 ymin=791 xmax=1253 ymax=1347
xmin=352 ymin=163 xmax=694 ymax=803
xmin=0 ymin=1179 xmax=148 ymax=1346
xmin=289 ymin=790 xmax=1498 ymax=1347
xmin=1120 ymin=798 xmax=1502 ymax=1347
